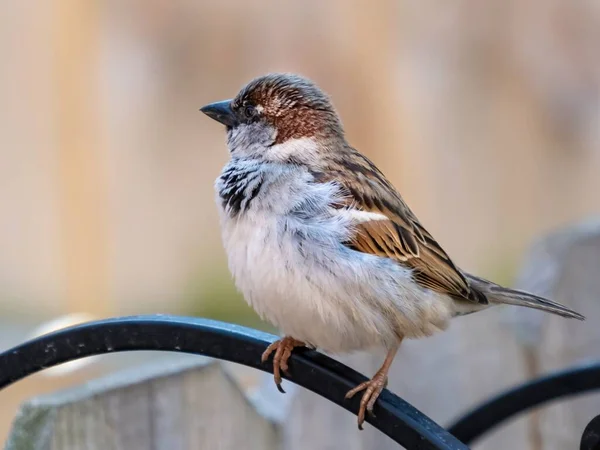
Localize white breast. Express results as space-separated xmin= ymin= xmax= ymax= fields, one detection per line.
xmin=216 ymin=159 xmax=455 ymax=353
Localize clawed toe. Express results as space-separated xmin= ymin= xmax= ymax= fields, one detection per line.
xmin=345 ymin=373 xmax=388 ymax=429
xmin=261 ymin=337 xmax=304 ymax=393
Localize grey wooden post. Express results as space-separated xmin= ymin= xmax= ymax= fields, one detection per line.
xmin=5 ymin=357 xmax=278 ymax=450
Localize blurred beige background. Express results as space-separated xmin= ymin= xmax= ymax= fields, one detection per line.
xmin=0 ymin=0 xmax=598 ymax=443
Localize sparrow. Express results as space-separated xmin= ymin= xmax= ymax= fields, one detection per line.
xmin=200 ymin=73 xmax=584 ymax=429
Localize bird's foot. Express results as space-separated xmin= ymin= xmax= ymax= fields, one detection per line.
xmin=345 ymin=371 xmax=388 ymax=430
xmin=261 ymin=336 xmax=305 ymax=393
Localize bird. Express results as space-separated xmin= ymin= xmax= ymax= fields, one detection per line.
xmin=200 ymin=73 xmax=584 ymax=429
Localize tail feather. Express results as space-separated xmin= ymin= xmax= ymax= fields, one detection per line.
xmin=465 ymin=274 xmax=585 ymax=320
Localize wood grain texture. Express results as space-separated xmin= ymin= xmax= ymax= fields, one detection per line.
xmin=6 ymin=357 xmax=278 ymax=450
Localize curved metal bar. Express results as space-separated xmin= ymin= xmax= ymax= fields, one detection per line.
xmin=448 ymin=362 xmax=600 ymax=445
xmin=0 ymin=315 xmax=468 ymax=450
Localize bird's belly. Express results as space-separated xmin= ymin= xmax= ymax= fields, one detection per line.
xmin=221 ymin=217 xmax=369 ymax=352
xmin=220 ymin=214 xmax=455 ymax=353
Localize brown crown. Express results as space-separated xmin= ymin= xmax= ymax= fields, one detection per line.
xmin=233 ymin=73 xmax=344 ymax=144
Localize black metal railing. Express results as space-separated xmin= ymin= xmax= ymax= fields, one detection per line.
xmin=0 ymin=315 xmax=598 ymax=449
xmin=448 ymin=362 xmax=600 ymax=445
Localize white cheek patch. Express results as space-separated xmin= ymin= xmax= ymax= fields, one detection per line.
xmin=227 ymin=122 xmax=277 ymax=157
xmin=266 ymin=137 xmax=320 ymax=162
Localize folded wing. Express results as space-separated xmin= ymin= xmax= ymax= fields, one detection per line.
xmin=313 ymin=149 xmax=488 ymax=305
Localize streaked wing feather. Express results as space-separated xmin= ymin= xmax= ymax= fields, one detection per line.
xmin=315 ymin=150 xmax=486 ymax=305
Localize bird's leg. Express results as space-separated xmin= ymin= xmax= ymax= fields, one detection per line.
xmin=261 ymin=336 xmax=305 ymax=393
xmin=345 ymin=342 xmax=400 ymax=429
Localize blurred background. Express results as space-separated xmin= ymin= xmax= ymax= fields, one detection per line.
xmin=0 ymin=0 xmax=598 ymax=445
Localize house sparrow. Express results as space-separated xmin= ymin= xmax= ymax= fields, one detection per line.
xmin=200 ymin=73 xmax=584 ymax=429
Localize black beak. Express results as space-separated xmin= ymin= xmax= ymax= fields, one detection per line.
xmin=200 ymin=100 xmax=238 ymax=127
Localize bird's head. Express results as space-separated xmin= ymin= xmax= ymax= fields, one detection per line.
xmin=201 ymin=73 xmax=344 ymax=163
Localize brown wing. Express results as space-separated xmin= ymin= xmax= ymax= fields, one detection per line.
xmin=314 ymin=150 xmax=487 ymax=305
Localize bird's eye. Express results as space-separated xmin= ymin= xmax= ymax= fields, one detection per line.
xmin=244 ymin=105 xmax=257 ymax=119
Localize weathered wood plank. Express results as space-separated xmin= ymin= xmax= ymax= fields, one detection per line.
xmin=5 ymin=357 xmax=278 ymax=450
xmin=511 ymin=220 xmax=600 ymax=450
